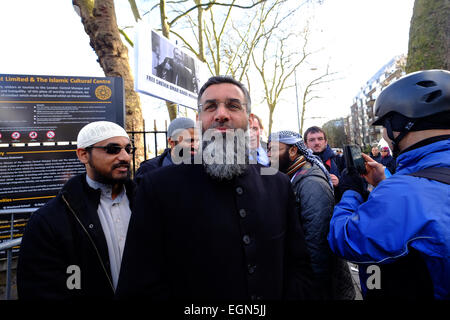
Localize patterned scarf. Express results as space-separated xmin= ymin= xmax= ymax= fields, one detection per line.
xmin=286 ymin=155 xmax=307 ymax=178
xmin=269 ymin=130 xmax=334 ymax=190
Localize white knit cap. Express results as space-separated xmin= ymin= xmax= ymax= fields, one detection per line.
xmin=77 ymin=121 xmax=129 ymax=148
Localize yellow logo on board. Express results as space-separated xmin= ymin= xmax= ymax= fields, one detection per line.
xmin=95 ymin=85 xmax=112 ymax=100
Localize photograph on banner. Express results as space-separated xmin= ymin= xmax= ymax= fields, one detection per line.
xmin=135 ymin=23 xmax=208 ymax=109
xmin=0 ymin=74 xmax=124 ymax=144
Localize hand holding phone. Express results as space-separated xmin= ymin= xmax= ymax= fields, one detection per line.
xmin=343 ymin=145 xmax=367 ymax=175
xmin=361 ymin=153 xmax=386 ymax=187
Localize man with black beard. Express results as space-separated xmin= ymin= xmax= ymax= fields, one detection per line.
xmin=268 ymin=131 xmax=355 ymax=300
xmin=116 ymin=76 xmax=314 ymax=300
xmin=17 ymin=121 xmax=136 ymax=299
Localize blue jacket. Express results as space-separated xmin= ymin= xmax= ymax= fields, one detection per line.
xmin=327 ymin=138 xmax=450 ymax=299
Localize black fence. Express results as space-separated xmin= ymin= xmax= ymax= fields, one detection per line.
xmin=128 ymin=122 xmax=168 ymax=176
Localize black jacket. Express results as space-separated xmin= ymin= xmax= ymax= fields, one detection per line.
xmin=335 ymin=155 xmax=346 ymax=173
xmin=17 ymin=174 xmax=136 ymax=300
xmin=116 ymin=163 xmax=315 ymax=300
xmin=381 ymin=154 xmax=396 ymax=174
xmin=370 ymin=153 xmax=382 ymax=163
xmin=292 ymin=163 xmax=355 ymax=300
xmin=134 ymin=148 xmax=172 ymax=184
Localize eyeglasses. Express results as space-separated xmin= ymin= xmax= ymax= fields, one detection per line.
xmin=198 ymin=99 xmax=247 ymax=112
xmin=85 ymin=144 xmax=136 ymax=155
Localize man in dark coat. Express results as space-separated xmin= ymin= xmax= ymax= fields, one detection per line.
xmin=17 ymin=121 xmax=136 ymax=299
xmin=304 ymin=126 xmax=342 ymax=202
xmin=268 ymin=131 xmax=355 ymax=300
xmin=370 ymin=146 xmax=382 ymax=163
xmin=134 ymin=117 xmax=198 ymax=184
xmin=116 ymin=76 xmax=314 ymax=300
xmin=380 ymin=146 xmax=396 ymax=174
xmin=304 ymin=126 xmax=341 ymax=185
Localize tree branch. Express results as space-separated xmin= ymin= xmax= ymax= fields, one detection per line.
xmin=169 ymin=0 xmax=266 ymax=27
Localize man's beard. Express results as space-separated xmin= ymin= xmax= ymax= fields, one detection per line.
xmin=88 ymin=159 xmax=130 ymax=185
xmin=202 ymin=128 xmax=250 ymax=180
xmin=278 ymin=150 xmax=292 ymax=174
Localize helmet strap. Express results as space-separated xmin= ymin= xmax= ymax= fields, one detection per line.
xmin=385 ymin=118 xmax=416 ymax=157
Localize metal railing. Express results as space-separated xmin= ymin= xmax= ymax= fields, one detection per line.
xmin=0 ymin=238 xmax=21 ymax=300
xmin=1 ymin=210 xmax=24 ymax=300
xmin=128 ymin=120 xmax=168 ymax=176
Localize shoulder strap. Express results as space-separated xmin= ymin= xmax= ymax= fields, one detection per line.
xmin=408 ymin=167 xmax=450 ymax=185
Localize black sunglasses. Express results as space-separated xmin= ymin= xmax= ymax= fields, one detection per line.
xmin=86 ymin=144 xmax=136 ymax=155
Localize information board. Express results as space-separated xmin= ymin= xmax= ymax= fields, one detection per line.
xmin=0 ymin=74 xmax=124 ymax=143
xmin=0 ymin=145 xmax=86 ymax=213
xmin=0 ymin=74 xmax=125 ymax=257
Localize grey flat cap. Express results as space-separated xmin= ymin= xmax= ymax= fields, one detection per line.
xmin=167 ymin=117 xmax=196 ymax=138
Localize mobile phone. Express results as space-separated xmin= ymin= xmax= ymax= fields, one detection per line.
xmin=343 ymin=145 xmax=367 ymax=175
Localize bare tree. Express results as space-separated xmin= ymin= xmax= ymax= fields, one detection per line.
xmin=152 ymin=0 xmax=266 ymax=119
xmin=251 ymin=25 xmax=310 ymax=135
xmin=222 ymin=0 xmax=324 ymax=134
xmin=299 ymin=65 xmax=337 ymax=134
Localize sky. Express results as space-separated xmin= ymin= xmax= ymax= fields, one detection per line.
xmin=0 ymin=0 xmax=415 ymax=138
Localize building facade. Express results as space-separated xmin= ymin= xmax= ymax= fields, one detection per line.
xmin=345 ymin=55 xmax=406 ymax=148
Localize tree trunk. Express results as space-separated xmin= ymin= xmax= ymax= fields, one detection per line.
xmin=406 ymin=0 xmax=450 ymax=73
xmin=195 ymin=0 xmax=206 ymax=63
xmin=268 ymin=106 xmax=275 ymax=137
xmin=160 ymin=0 xmax=178 ymax=120
xmin=73 ymin=0 xmax=145 ymax=168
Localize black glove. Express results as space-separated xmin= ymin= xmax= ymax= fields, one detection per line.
xmin=339 ymin=168 xmax=369 ymax=201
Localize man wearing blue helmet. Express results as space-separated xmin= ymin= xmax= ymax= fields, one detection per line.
xmin=328 ymin=69 xmax=450 ymax=300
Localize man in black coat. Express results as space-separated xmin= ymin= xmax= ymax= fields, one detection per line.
xmin=304 ymin=126 xmax=343 ymax=202
xmin=116 ymin=76 xmax=314 ymax=300
xmin=17 ymin=121 xmax=136 ymax=299
xmin=380 ymin=146 xmax=396 ymax=174
xmin=134 ymin=117 xmax=198 ymax=184
xmin=304 ymin=126 xmax=341 ymax=186
xmin=370 ymin=145 xmax=382 ymax=163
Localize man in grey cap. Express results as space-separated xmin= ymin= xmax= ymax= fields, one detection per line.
xmin=134 ymin=117 xmax=198 ymax=184
xmin=17 ymin=121 xmax=136 ymax=299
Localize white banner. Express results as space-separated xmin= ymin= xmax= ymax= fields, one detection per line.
xmin=135 ymin=22 xmax=208 ymax=109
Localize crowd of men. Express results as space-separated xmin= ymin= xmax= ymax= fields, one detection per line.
xmin=17 ymin=70 xmax=450 ymax=300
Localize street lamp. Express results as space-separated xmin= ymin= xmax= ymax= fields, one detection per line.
xmin=294 ymin=70 xmax=301 ymax=134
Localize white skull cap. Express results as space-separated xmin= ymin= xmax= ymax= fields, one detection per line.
xmin=77 ymin=121 xmax=129 ymax=149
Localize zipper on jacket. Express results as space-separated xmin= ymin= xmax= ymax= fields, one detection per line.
xmin=61 ymin=194 xmax=115 ymax=293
